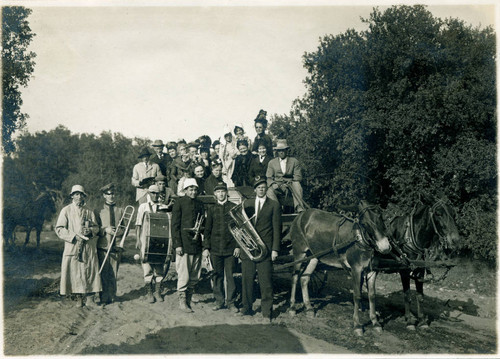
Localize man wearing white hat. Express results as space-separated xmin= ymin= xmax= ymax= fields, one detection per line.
xmin=55 ymin=185 xmax=102 ymax=307
xmin=171 ymin=178 xmax=205 ymax=312
xmin=135 ymin=184 xmax=166 ymax=304
xmin=266 ymin=139 xmax=307 ymax=213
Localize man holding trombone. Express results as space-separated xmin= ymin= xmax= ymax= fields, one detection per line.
xmin=95 ymin=183 xmax=126 ymax=306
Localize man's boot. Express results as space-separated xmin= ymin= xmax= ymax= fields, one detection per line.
xmin=146 ymin=282 xmax=155 ymax=304
xmin=75 ymin=294 xmax=84 ymax=308
xmin=154 ymin=281 xmax=164 ymax=302
xmin=179 ymin=291 xmax=193 ymax=313
xmin=189 ymin=288 xmax=200 ymax=304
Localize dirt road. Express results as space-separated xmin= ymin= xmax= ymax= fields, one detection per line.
xmin=2 ymin=232 xmax=497 ymax=355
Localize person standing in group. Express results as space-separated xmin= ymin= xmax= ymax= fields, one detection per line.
xmin=219 ymin=126 xmax=238 ymax=187
xmin=171 ymin=178 xmax=205 ymax=313
xmin=193 ymin=164 xmax=206 ymax=195
xmin=203 ymin=181 xmax=240 ymax=312
xmin=55 ymin=185 xmax=101 ymax=308
xmin=240 ymin=176 xmax=281 ymax=323
xmin=204 ymin=159 xmax=224 ymax=196
xmin=155 ymin=174 xmax=175 ymax=211
xmin=251 ymin=110 xmax=274 ymax=158
xmin=234 ymin=123 xmax=252 ymax=152
xmin=135 ymin=185 xmax=166 ymax=304
xmin=131 ymin=147 xmax=161 ymax=204
xmin=150 ymin=140 xmax=170 ymax=176
xmin=231 ymin=139 xmax=254 ymax=187
xmin=266 ymin=139 xmax=307 ymax=213
xmin=95 ymin=183 xmax=125 ymax=306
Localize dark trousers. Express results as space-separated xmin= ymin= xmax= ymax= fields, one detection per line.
xmin=241 ymin=257 xmax=273 ymax=318
xmin=97 ymin=249 xmax=121 ymax=303
xmin=211 ymin=253 xmax=236 ymax=306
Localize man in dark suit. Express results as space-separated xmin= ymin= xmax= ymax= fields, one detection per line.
xmin=240 ymin=176 xmax=281 ymax=323
xmin=266 ymin=139 xmax=306 ymax=213
xmin=150 ymin=139 xmax=170 ymax=176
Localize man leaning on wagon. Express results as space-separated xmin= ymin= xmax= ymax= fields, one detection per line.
xmin=55 ymin=185 xmax=102 ymax=308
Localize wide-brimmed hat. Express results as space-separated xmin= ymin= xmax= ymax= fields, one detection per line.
xmin=100 ymin=183 xmax=115 ymax=194
xmin=166 ymin=141 xmax=177 ymax=150
xmin=138 ymin=147 xmax=152 ymax=158
xmin=274 ymin=139 xmax=290 ymax=151
xmin=254 ymin=109 xmax=268 ymax=127
xmin=213 ymin=181 xmax=228 ymax=192
xmin=183 ymin=178 xmax=199 ymax=190
xmin=253 ymin=176 xmax=267 ymax=188
xmin=148 ymin=185 xmax=160 ymax=193
xmin=152 ymin=140 xmax=164 ymax=147
xmin=70 ymin=184 xmax=87 ymax=196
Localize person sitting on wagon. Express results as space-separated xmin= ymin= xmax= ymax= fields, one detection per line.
xmin=203 ymin=181 xmax=240 ymax=313
xmin=150 ymin=139 xmax=169 ymax=176
xmin=251 ymin=110 xmax=273 ymax=158
xmin=172 ymin=178 xmax=205 ymax=313
xmin=95 ymin=183 xmax=125 ymax=306
xmin=248 ymin=143 xmax=271 ymax=185
xmin=135 ymin=185 xmax=166 ymax=304
xmin=231 ymin=139 xmax=254 ymax=187
xmin=266 ymin=139 xmax=307 ymax=213
xmin=204 ymin=159 xmax=224 ymax=196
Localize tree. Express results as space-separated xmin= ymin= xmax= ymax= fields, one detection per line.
xmin=270 ymin=5 xmax=496 ymax=261
xmin=2 ymin=6 xmax=36 ymax=154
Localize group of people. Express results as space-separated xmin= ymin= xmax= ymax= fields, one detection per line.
xmin=55 ymin=109 xmax=307 ymax=323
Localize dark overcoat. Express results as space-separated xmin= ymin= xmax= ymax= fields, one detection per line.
xmin=172 ymin=195 xmax=205 ymax=254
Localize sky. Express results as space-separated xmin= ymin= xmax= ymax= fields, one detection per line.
xmin=11 ymin=1 xmax=498 ymax=144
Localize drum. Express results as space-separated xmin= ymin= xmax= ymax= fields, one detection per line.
xmin=141 ymin=212 xmax=172 ymax=264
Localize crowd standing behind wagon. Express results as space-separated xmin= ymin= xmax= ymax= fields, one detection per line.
xmin=55 ymin=109 xmax=306 ymax=323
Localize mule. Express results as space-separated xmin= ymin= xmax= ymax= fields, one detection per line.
xmin=3 ymin=191 xmax=56 ymax=249
xmin=288 ymin=200 xmax=392 ymax=336
xmin=382 ymin=197 xmax=460 ymax=330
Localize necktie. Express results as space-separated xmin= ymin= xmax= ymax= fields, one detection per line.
xmin=109 ymin=204 xmax=116 ymax=227
xmin=256 ymin=200 xmax=263 ymax=223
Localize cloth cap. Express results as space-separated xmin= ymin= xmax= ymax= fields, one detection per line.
xmin=100 ymin=183 xmax=115 ymax=193
xmin=70 ymin=184 xmax=87 ymax=196
xmin=155 ymin=174 xmax=167 ymax=182
xmin=152 ymin=139 xmax=164 ymax=147
xmin=187 ymin=142 xmax=199 ymax=149
xmin=148 ymin=185 xmax=160 ymax=193
xmin=213 ymin=181 xmax=228 ymax=192
xmin=183 ymin=178 xmax=199 ymax=190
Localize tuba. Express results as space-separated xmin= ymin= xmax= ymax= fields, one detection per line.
xmin=228 ymin=202 xmax=268 ymax=262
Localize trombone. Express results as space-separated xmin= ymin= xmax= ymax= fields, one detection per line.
xmin=99 ymin=205 xmax=135 ymax=274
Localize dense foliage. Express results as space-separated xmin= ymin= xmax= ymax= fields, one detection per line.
xmin=269 ymin=5 xmax=496 ymax=262
xmin=2 ymin=6 xmax=36 ymax=154
xmin=3 ymin=126 xmax=147 ymax=214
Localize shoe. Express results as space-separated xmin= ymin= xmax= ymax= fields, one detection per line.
xmin=75 ymin=294 xmax=84 ymax=308
xmin=212 ymin=303 xmax=224 ymax=311
xmin=190 ymin=293 xmax=201 ymax=303
xmin=227 ymin=304 xmax=239 ymax=313
xmin=179 ymin=292 xmax=193 ymax=313
xmin=154 ymin=282 xmax=164 ymax=302
xmin=85 ymin=294 xmax=98 ymax=307
xmin=146 ymin=283 xmax=155 ymax=304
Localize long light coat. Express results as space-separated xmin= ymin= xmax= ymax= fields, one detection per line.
xmin=131 ymin=161 xmax=161 ymax=202
xmin=55 ymin=202 xmax=102 ymax=295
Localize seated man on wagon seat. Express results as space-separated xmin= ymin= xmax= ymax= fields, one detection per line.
xmin=266 ymin=139 xmax=307 ymax=213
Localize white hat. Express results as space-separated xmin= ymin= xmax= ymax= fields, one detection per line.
xmin=223 ymin=124 xmax=232 ymax=136
xmin=183 ymin=178 xmax=199 ymax=190
xmin=70 ymin=184 xmax=87 ymax=196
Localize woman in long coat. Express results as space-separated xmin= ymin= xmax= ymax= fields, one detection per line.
xmin=55 ymin=185 xmax=101 ymax=307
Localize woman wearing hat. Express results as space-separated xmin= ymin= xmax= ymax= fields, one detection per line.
xmin=131 ymin=147 xmax=161 ymax=204
xmin=251 ymin=110 xmax=274 ymax=158
xmin=231 ymin=139 xmax=254 ymax=187
xmin=55 ymin=185 xmax=102 ymax=307
xmin=234 ymin=123 xmax=252 ymax=151
xmin=219 ymin=125 xmax=238 ymax=187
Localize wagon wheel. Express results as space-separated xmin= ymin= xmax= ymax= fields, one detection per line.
xmin=308 ymin=269 xmax=328 ymax=297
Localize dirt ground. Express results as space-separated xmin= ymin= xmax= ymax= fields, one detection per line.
xmin=2 ymin=231 xmax=497 ymax=355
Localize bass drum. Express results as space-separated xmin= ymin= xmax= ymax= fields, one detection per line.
xmin=140 ymin=212 xmax=173 ymax=271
